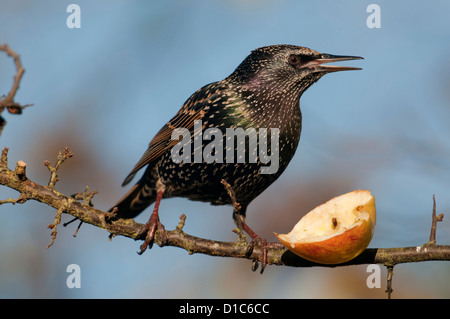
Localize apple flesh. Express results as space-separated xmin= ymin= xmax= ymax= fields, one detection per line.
xmin=275 ymin=190 xmax=376 ymax=264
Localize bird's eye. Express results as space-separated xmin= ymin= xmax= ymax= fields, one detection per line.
xmin=288 ymin=55 xmax=301 ymax=66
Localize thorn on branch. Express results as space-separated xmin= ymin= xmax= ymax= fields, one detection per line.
xmin=428 ymin=194 xmax=444 ymax=245
xmin=72 ymin=220 xmax=83 ymax=237
xmin=63 ymin=216 xmax=84 ymax=238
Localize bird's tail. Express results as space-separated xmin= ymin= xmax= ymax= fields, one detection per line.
xmin=109 ymin=179 xmax=157 ymax=219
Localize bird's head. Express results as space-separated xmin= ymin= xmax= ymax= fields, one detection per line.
xmin=228 ymin=44 xmax=363 ymax=95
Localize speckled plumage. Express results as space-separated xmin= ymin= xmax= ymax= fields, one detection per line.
xmin=112 ymin=45 xmax=362 ymax=268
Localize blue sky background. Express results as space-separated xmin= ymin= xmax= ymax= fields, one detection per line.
xmin=1 ymin=1 xmax=449 ymax=298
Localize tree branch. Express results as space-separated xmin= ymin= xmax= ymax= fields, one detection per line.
xmin=0 ymin=44 xmax=32 ymax=136
xmin=1 ymin=146 xmax=449 ymax=271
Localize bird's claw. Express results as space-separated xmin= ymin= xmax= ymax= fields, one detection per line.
xmin=137 ymin=213 xmax=167 ymax=255
xmin=245 ymin=236 xmax=268 ymax=274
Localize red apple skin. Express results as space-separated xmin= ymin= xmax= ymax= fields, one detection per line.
xmin=276 ymin=219 xmax=374 ymax=264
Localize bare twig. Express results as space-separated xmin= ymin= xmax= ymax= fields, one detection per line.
xmin=1 ymin=147 xmax=9 ymax=166
xmin=44 ymin=147 xmax=73 ymax=188
xmin=47 ymin=208 xmax=64 ymax=248
xmin=0 ymin=44 xmax=32 ymax=136
xmin=73 ymin=186 xmax=98 ymax=207
xmin=176 ymin=213 xmax=187 ymax=232
xmin=385 ymin=265 xmax=394 ymax=299
xmin=221 ymin=179 xmax=246 ymax=242
xmin=221 ymin=179 xmax=241 ymax=212
xmin=429 ymin=194 xmax=444 ymax=245
xmin=63 ymin=186 xmax=99 ymax=236
xmin=0 ymin=194 xmax=27 ymax=205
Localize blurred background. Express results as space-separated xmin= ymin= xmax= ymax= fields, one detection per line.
xmin=1 ymin=0 xmax=449 ymax=298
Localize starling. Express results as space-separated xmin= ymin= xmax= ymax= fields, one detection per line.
xmin=112 ymin=44 xmax=362 ymax=272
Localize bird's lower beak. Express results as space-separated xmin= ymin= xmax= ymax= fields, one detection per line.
xmin=306 ymin=54 xmax=363 ymax=73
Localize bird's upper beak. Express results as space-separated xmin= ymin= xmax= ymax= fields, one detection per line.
xmin=305 ymin=54 xmax=363 ymax=73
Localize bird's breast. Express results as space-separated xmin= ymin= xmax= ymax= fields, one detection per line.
xmin=155 ymin=98 xmax=302 ymax=206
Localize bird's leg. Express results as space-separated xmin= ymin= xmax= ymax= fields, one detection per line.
xmin=138 ymin=184 xmax=167 ymax=254
xmin=222 ymin=179 xmax=268 ymax=274
xmin=234 ymin=213 xmax=268 ymax=274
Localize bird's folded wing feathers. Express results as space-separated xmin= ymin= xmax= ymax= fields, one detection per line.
xmin=121 ymin=83 xmax=222 ymax=186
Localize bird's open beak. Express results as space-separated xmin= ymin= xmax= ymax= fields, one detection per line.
xmin=306 ymin=54 xmax=363 ymax=73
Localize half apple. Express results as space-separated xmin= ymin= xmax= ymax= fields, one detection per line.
xmin=275 ymin=190 xmax=376 ymax=264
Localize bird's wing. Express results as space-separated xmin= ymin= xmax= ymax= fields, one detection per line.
xmin=122 ymin=82 xmax=223 ymax=186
